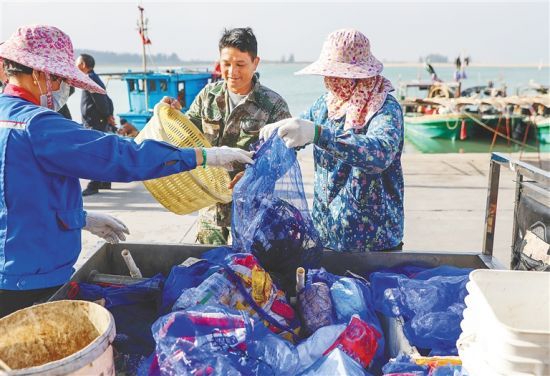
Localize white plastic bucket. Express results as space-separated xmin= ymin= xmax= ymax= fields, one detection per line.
xmin=0 ymin=300 xmax=116 ymax=375
xmin=466 ymin=270 xmax=549 ymax=344
xmin=461 ymin=303 xmax=549 ymax=360
xmin=458 ymin=333 xmax=543 ymax=376
xmin=459 ymin=270 xmax=550 ymax=376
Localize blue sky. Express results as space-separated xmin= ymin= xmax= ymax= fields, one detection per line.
xmin=1 ymin=1 xmax=549 ymax=64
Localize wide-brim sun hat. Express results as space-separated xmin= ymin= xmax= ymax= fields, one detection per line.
xmin=0 ymin=25 xmax=105 ymax=94
xmin=295 ymin=28 xmax=383 ymax=79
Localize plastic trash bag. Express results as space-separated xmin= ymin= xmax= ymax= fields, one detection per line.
xmin=172 ymin=253 xmax=300 ymax=342
xmin=331 ymin=277 xmax=368 ymax=322
xmin=382 ymin=353 xmax=429 ymax=375
xmin=71 ymin=274 xmax=165 ymax=356
xmin=295 ymin=315 xmax=380 ymax=373
xmin=295 ymin=324 xmax=346 ymax=373
xmin=151 ymin=305 xmax=257 ymax=375
xmin=73 ymin=273 xmax=164 ymax=308
xmin=150 ymin=305 xmax=299 ymax=376
xmin=160 ymin=247 xmax=237 ymax=313
xmin=232 ymin=134 xmax=322 ymax=282
xmin=298 ymin=282 xmax=334 ymax=335
xmin=431 ymin=365 xmax=467 ymax=376
xmin=160 ymin=259 xmax=221 ymax=313
xmin=248 ymin=329 xmax=300 ymax=376
xmin=371 ymin=266 xmax=472 ymax=355
xmin=172 ymin=270 xmax=239 ymax=311
xmin=306 ymin=267 xmax=341 ymax=288
xmin=305 ymin=268 xmax=386 ymax=368
xmin=299 ymin=348 xmax=371 ymax=376
xmin=324 ymin=315 xmax=381 ymax=368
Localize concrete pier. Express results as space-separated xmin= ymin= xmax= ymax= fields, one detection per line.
xmin=78 ymin=152 xmax=547 ymax=269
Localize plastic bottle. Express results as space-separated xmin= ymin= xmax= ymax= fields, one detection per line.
xmin=296 ymin=267 xmax=305 ymax=292
xmin=172 ymin=271 xmax=236 ymax=311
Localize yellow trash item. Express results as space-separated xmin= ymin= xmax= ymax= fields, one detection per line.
xmin=135 ymin=103 xmax=232 ymax=215
xmin=0 ymin=300 xmax=116 ymax=375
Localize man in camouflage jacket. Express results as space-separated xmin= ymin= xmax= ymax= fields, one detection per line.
xmin=186 ymin=27 xmax=291 ymax=245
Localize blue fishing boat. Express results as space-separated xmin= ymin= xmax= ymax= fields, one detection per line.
xmin=115 ymin=6 xmax=215 ymax=131
xmin=117 ymin=70 xmax=213 ymax=130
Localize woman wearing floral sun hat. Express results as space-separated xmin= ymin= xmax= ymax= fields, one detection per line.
xmin=0 ymin=25 xmax=254 ymax=317
xmin=261 ymin=29 xmax=404 ymax=253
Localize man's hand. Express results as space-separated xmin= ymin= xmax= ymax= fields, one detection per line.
xmin=107 ymin=115 xmax=117 ymax=127
xmin=228 ymin=171 xmax=245 ymax=189
xmin=161 ymin=96 xmax=182 ymax=111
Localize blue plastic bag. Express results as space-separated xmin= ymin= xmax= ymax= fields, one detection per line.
xmin=232 ymin=134 xmax=322 ymax=280
xmin=152 ymin=305 xmax=257 ymax=375
xmin=73 ymin=274 xmax=165 ymax=356
xmin=160 ymin=259 xmax=222 ymax=313
xmin=381 ymin=353 xmax=428 ymax=375
xmin=371 ymin=266 xmax=472 ymax=354
xmin=151 ymin=304 xmax=300 ymax=376
xmin=299 ymin=348 xmax=372 ymax=376
xmin=305 ymin=268 xmax=386 ymax=370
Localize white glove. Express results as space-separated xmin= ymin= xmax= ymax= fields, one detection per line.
xmin=276 ymin=118 xmax=317 ymax=148
xmin=83 ymin=211 xmax=130 ymax=244
xmin=259 ymin=119 xmax=287 ymax=141
xmin=205 ymin=146 xmax=254 ymax=170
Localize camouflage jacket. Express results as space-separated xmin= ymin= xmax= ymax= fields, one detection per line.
xmin=186 ymin=77 xmax=291 ymax=227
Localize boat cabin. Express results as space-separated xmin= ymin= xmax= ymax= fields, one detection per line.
xmin=117 ymin=70 xmax=213 ymax=130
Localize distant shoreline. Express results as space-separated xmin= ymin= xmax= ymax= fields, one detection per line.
xmin=261 ymin=61 xmax=550 ymax=69
xmin=101 ymin=61 xmax=550 ymax=69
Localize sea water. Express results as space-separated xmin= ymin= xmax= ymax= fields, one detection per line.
xmin=65 ymin=62 xmax=550 ymax=153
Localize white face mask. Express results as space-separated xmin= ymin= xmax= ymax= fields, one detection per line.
xmin=43 ymin=81 xmax=70 ymax=111
xmin=34 ymin=72 xmax=70 ymax=111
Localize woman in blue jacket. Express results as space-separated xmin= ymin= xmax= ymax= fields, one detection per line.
xmin=0 ymin=25 xmax=253 ymax=317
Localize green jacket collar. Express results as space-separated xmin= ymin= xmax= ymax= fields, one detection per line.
xmin=208 ymin=75 xmax=261 ymax=105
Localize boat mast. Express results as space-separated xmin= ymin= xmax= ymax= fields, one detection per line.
xmin=138 ymin=5 xmax=149 ymax=111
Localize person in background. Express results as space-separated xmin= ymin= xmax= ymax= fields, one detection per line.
xmin=261 ymin=29 xmax=404 ymax=253
xmin=117 ymin=118 xmax=140 ymax=138
xmin=57 ymin=85 xmax=75 ymax=119
xmin=166 ymin=27 xmax=291 ymax=245
xmin=76 ymin=53 xmax=117 ymax=196
xmin=0 ymin=25 xmax=254 ymax=317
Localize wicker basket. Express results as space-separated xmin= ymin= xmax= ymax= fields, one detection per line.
xmin=134 ymin=103 xmax=232 ymax=215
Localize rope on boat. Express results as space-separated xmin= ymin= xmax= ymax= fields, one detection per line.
xmin=459 ymin=110 xmax=538 ymax=151
xmin=445 ymin=117 xmax=461 ymax=130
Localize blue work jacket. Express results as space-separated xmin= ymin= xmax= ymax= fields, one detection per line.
xmin=0 ymin=93 xmax=197 ymax=290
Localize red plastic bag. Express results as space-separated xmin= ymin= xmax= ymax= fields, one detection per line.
xmin=323 ymin=315 xmax=381 ymax=368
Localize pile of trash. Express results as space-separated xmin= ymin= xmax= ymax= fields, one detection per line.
xmin=70 ymin=251 xmax=470 ymax=375
xmin=68 ymin=135 xmax=470 ymax=375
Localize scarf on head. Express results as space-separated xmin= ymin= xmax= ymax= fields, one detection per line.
xmin=325 ymin=75 xmax=394 ymax=130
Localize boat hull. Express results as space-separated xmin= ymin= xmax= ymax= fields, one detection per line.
xmin=404 ymin=114 xmax=479 ymax=140
xmin=536 ymin=119 xmax=550 ymax=144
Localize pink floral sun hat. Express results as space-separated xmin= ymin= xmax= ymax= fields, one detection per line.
xmin=296 ymin=29 xmax=383 ymax=79
xmin=0 ymin=25 xmax=105 ymax=94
